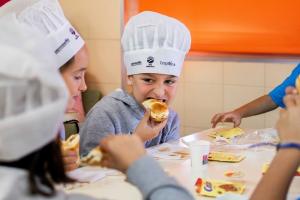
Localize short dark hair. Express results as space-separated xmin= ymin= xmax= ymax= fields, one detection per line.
xmin=0 ymin=137 xmax=73 ymax=197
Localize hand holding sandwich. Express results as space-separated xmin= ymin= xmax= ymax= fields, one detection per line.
xmin=134 ymin=109 xmax=168 ymax=142
xmin=100 ymin=135 xmax=146 ymax=173
xmin=62 ymin=149 xmax=79 ymax=171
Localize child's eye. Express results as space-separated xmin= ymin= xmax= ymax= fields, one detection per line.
xmin=165 ymin=80 xmax=176 ymax=85
xmin=142 ymin=79 xmax=154 ymax=83
xmin=74 ymin=75 xmax=82 ymax=80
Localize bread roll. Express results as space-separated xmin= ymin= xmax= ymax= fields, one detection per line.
xmin=61 ymin=134 xmax=80 ymax=151
xmin=61 ymin=134 xmax=80 ymax=165
xmin=142 ymin=99 xmax=169 ymax=122
xmin=296 ymin=75 xmax=300 ymax=94
xmin=80 ymin=146 xmax=103 ymax=166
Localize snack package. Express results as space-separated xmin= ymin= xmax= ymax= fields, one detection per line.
xmin=61 ymin=134 xmax=80 ymax=165
xmin=142 ymin=99 xmax=169 ymax=122
xmin=80 ymin=146 xmax=103 ymax=166
xmin=209 ymin=152 xmax=245 ymax=163
xmin=195 ymin=178 xmax=245 ymax=197
xmin=262 ymin=163 xmax=300 ymax=176
xmin=209 ymin=127 xmax=244 ymax=139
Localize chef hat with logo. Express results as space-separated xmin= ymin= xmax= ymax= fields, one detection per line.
xmin=0 ymin=0 xmax=84 ymax=69
xmin=121 ymin=11 xmax=191 ymax=77
xmin=0 ymin=14 xmax=68 ymax=161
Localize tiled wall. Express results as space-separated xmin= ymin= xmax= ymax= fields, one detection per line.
xmin=60 ymin=0 xmax=297 ymax=136
xmin=176 ymin=61 xmax=296 ymax=135
xmin=60 ymin=0 xmax=122 ymax=95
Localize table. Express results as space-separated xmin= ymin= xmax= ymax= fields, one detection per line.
xmin=66 ymin=129 xmax=300 ymax=199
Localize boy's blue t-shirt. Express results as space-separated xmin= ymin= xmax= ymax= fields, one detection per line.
xmin=268 ymin=64 xmax=300 ymax=108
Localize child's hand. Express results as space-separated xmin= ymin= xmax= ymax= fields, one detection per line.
xmin=276 ymin=87 xmax=300 ymax=143
xmin=211 ymin=111 xmax=242 ymax=128
xmin=134 ymin=109 xmax=168 ymax=142
xmin=100 ymin=135 xmax=146 ymax=173
xmin=62 ymin=149 xmax=79 ymax=171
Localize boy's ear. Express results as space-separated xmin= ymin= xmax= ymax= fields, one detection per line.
xmin=127 ymin=75 xmax=133 ymax=85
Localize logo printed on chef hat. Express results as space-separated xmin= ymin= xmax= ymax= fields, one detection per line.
xmin=121 ymin=11 xmax=191 ymax=77
xmin=15 ymin=0 xmax=84 ymax=69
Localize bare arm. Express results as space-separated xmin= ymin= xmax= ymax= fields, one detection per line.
xmin=211 ymin=95 xmax=278 ymax=127
xmin=251 ymin=87 xmax=300 ymax=200
xmin=250 ymin=149 xmax=300 ymax=200
xmin=234 ymin=95 xmax=278 ymax=118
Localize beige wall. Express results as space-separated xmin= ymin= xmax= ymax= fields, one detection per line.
xmin=60 ymin=0 xmax=297 ymax=136
xmin=60 ymin=0 xmax=122 ymax=95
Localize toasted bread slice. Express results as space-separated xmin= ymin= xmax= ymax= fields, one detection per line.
xmin=142 ymin=99 xmax=169 ymax=122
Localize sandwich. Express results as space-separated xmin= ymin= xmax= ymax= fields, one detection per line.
xmin=142 ymin=99 xmax=169 ymax=122
xmin=80 ymin=146 xmax=103 ymax=166
xmin=61 ymin=134 xmax=80 ymax=164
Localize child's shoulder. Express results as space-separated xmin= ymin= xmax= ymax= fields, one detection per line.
xmin=91 ymin=89 xmax=132 ymax=111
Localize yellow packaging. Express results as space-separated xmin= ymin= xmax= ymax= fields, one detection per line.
xmin=262 ymin=163 xmax=300 ymax=176
xmin=195 ymin=178 xmax=245 ymax=197
xmin=209 ymin=127 xmax=244 ymax=139
xmin=208 ymin=151 xmax=245 ymax=162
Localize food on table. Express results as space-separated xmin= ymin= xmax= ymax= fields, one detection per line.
xmin=142 ymin=99 xmax=169 ymax=122
xmin=158 ymin=147 xmax=171 ymax=152
xmin=208 ymin=151 xmax=245 ymax=163
xmin=195 ymin=178 xmax=245 ymax=197
xmin=224 ymin=170 xmax=245 ymax=178
xmin=209 ymin=127 xmax=244 ymax=139
xmin=172 ymin=150 xmax=190 ymax=159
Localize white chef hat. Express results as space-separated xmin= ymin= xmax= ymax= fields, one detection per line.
xmin=0 ymin=15 xmax=68 ymax=161
xmin=0 ymin=0 xmax=84 ymax=69
xmin=121 ymin=11 xmax=191 ymax=77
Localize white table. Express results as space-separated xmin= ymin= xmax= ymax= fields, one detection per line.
xmin=66 ymin=130 xmax=300 ymax=199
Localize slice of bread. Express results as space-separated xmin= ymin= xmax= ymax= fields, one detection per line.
xmin=80 ymin=146 xmax=103 ymax=166
xmin=142 ymin=99 xmax=169 ymax=122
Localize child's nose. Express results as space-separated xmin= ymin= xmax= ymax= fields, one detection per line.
xmin=79 ymin=78 xmax=87 ymax=92
xmin=152 ymin=85 xmax=165 ymax=98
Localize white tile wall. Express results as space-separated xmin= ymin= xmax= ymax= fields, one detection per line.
xmin=224 ymin=62 xmax=265 ymax=86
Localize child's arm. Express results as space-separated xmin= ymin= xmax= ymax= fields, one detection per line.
xmin=251 ymin=87 xmax=300 ymax=200
xmin=100 ymin=135 xmax=194 ymax=200
xmin=250 ymin=148 xmax=300 ymax=200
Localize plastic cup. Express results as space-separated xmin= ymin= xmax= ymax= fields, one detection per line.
xmin=189 ymin=140 xmax=210 ymax=169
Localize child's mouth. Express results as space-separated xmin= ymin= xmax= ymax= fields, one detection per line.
xmin=146 ymin=97 xmax=167 ymax=103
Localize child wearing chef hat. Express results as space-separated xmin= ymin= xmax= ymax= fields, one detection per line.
xmin=0 ymin=0 xmax=88 ymax=171
xmin=80 ymin=11 xmax=191 ymax=155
